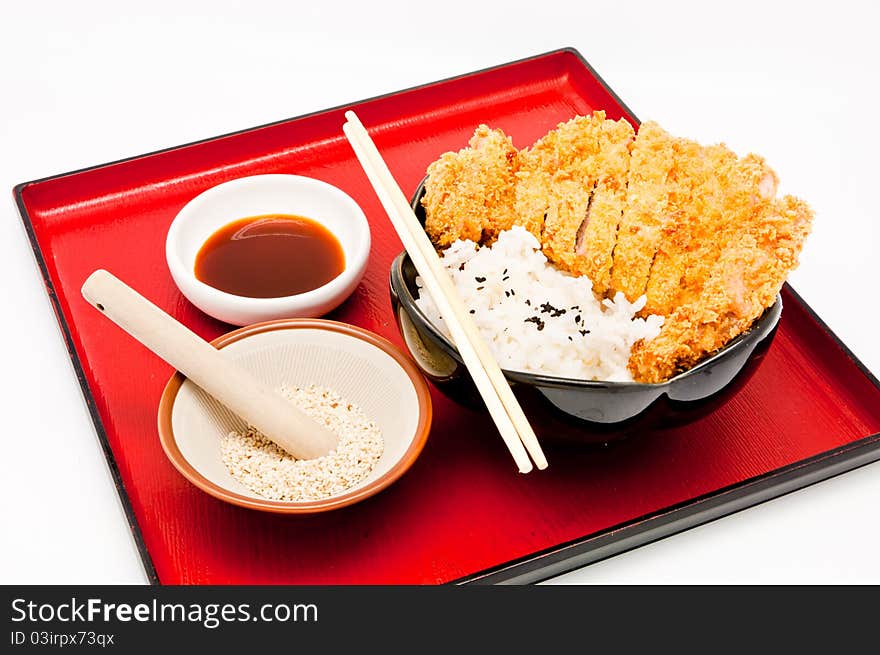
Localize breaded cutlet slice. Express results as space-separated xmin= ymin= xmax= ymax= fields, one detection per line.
xmin=629 ymin=194 xmax=813 ymax=383
xmin=610 ymin=122 xmax=676 ymax=302
xmin=514 ymin=114 xmax=604 ymax=266
xmin=675 ymin=152 xmax=778 ymax=305
xmin=516 ymin=112 xmax=632 ymax=279
xmin=642 ymin=137 xmax=721 ymax=316
xmin=422 ymin=125 xmax=519 ymax=248
xmin=541 ymin=177 xmax=596 ymax=277
xmin=574 ymin=116 xmax=635 ymax=296
xmin=642 ymin=142 xmax=778 ymax=316
xmin=540 ymin=115 xmax=603 ymax=277
xmin=511 ymin=143 xmax=551 ymax=240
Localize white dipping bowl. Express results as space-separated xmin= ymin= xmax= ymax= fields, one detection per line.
xmin=166 ymin=174 xmax=371 ymax=325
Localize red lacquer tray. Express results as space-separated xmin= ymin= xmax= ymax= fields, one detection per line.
xmin=16 ymin=49 xmax=880 ymax=584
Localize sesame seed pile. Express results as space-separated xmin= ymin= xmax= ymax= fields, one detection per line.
xmin=221 ymin=385 xmax=384 ymax=502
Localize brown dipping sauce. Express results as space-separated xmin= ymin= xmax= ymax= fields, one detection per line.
xmin=194 ymin=214 xmax=345 ymax=298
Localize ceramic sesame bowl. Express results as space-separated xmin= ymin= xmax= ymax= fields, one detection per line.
xmin=157 ymin=319 xmax=432 ymax=513
xmin=388 ymin=178 xmax=781 ymax=443
xmin=166 ymin=174 xmax=371 ymax=326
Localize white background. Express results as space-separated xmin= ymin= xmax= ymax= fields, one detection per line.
xmin=1 ymin=0 xmax=878 ymax=584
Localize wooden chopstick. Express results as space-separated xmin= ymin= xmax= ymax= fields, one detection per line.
xmin=342 ymin=115 xmax=536 ymax=473
xmin=342 ymin=110 xmax=548 ymax=472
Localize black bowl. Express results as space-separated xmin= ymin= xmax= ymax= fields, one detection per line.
xmin=388 ymin=179 xmax=781 ymax=443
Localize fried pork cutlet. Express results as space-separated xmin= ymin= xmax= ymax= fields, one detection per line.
xmin=515 ymin=114 xmax=603 ymax=272
xmin=513 ymin=130 xmax=556 ymax=241
xmin=677 ymin=152 xmax=778 ymax=304
xmin=422 ymin=125 xmax=519 ymax=248
xmin=641 ymin=141 xmax=780 ymax=317
xmin=641 ymin=139 xmax=727 ymax=315
xmin=610 ymin=122 xmax=676 ymax=302
xmin=574 ymin=116 xmax=634 ymax=295
xmin=420 ymin=114 xmax=812 ymax=384
xmin=629 ymin=195 xmax=812 ymax=383
xmin=531 ymin=112 xmax=605 ymax=275
xmin=515 ymin=112 xmax=634 ymax=282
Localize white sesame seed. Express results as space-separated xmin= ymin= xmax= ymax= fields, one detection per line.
xmin=221 ymin=384 xmax=384 ymax=502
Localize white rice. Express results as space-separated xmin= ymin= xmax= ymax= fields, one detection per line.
xmin=414 ymin=226 xmax=663 ymax=382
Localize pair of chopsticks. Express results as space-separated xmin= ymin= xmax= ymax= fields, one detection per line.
xmin=342 ymin=110 xmax=548 ymax=473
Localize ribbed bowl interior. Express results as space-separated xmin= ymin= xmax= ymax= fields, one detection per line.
xmin=170 ymin=327 xmax=422 ymax=501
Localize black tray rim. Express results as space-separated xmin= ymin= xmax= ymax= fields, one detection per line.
xmin=13 ymin=47 xmax=880 ymax=586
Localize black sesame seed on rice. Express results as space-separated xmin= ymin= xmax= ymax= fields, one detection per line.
xmin=539 ymin=302 xmax=566 ymax=318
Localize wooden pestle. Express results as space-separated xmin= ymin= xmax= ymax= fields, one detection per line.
xmin=81 ymin=269 xmax=338 ymax=460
